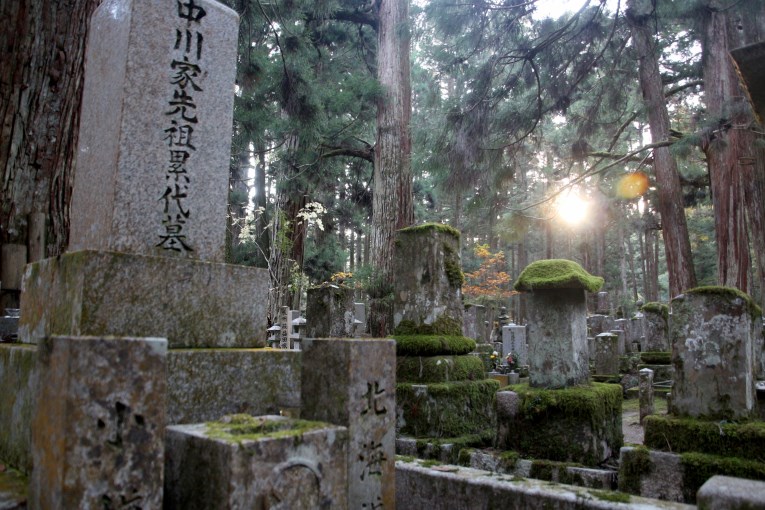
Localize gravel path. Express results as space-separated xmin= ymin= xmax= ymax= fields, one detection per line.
xmin=622 ymin=409 xmax=644 ymax=445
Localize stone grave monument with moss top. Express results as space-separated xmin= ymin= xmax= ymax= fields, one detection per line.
xmin=620 ymin=286 xmax=765 ymax=504
xmin=496 ymin=259 xmax=623 ymax=466
xmin=392 ymin=224 xmax=499 ymax=441
xmin=641 ymin=302 xmax=670 ymax=352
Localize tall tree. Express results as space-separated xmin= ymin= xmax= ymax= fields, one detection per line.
xmin=369 ymin=0 xmax=414 ymax=335
xmin=626 ymin=0 xmax=697 ymax=297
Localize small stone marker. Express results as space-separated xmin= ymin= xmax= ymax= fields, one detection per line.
xmin=669 ymin=287 xmax=761 ymax=419
xmin=301 ymin=338 xmax=396 ymax=509
xmin=587 ymin=314 xmax=614 ymax=337
xmin=609 ymin=328 xmax=626 ymax=356
xmin=164 ymin=415 xmax=348 ymax=509
xmin=596 ymin=291 xmax=610 ymax=315
xmin=642 ymin=304 xmax=669 ymax=352
xmin=594 ymin=333 xmax=620 ymax=375
xmin=514 ymin=260 xmax=604 ymax=389
xmin=69 ymin=0 xmax=239 ymax=262
xmin=639 ymin=368 xmax=654 ymax=424
xmin=354 ymin=302 xmax=367 ymax=336
xmin=30 ymin=335 xmax=167 ymax=509
xmin=501 ymin=323 xmax=528 ymax=367
xmin=306 ymin=285 xmax=355 ymax=338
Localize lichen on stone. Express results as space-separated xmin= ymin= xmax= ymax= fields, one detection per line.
xmin=513 ymin=259 xmax=604 ymax=293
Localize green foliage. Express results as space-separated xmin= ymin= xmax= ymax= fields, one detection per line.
xmin=393 ymin=335 xmax=476 ymax=356
xmin=514 ymin=259 xmax=604 ymax=293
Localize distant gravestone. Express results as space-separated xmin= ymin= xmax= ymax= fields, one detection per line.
xmin=642 ymin=304 xmax=669 ymax=352
xmin=596 ymin=291 xmax=610 ymax=315
xmin=587 ymin=314 xmax=614 ymax=337
xmin=30 ymin=336 xmax=167 ymax=509
xmin=306 ymin=286 xmax=355 ymax=338
xmin=669 ymin=288 xmax=761 ymax=419
xmin=594 ymin=333 xmax=620 ymax=375
xmin=301 ymin=338 xmax=396 ymax=509
xmin=69 ymin=0 xmax=239 ymax=262
xmin=639 ymin=368 xmax=654 ymax=424
xmin=502 ymin=324 xmax=527 ymax=367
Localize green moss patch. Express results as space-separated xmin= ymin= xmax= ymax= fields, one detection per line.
xmin=641 ymin=302 xmax=669 ymax=321
xmin=678 ymin=286 xmax=763 ymax=319
xmin=394 ymin=316 xmax=463 ymax=337
xmin=205 ymin=414 xmax=331 ymax=444
xmin=397 ymin=355 xmax=486 ymax=383
xmin=513 ymin=259 xmax=604 ymax=293
xmin=397 ymin=379 xmax=499 ymax=437
xmin=528 ymin=459 xmax=585 ymax=483
xmin=680 ymin=451 xmax=765 ymax=503
xmin=618 ymin=446 xmax=652 ymax=494
xmin=393 ymin=334 xmax=476 ymax=356
xmin=639 ymin=351 xmax=671 ymax=365
xmin=643 ymin=415 xmax=765 ymax=460
xmin=398 ymin=222 xmax=461 ymax=240
xmin=498 ymin=383 xmax=623 ymax=466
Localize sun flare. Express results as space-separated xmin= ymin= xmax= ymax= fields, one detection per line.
xmin=555 ymin=192 xmax=588 ymax=226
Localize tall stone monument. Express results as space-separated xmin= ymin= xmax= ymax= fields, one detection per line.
xmin=19 ymin=0 xmax=269 ymax=349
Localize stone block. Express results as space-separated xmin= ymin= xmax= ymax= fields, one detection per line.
xmin=594 ymin=332 xmax=620 ymax=375
xmin=697 ymin=475 xmax=765 ymax=510
xmin=70 ymin=0 xmax=238 ymax=262
xmin=496 ymin=383 xmax=623 ymax=466
xmin=1 ymin=245 xmax=26 ymax=291
xmin=587 ymin=314 xmax=614 ymax=336
xmin=164 ymin=415 xmax=348 ymax=509
xmin=301 ymin=338 xmax=396 ymax=509
xmin=30 ymin=336 xmax=167 ymax=509
xmin=639 ymin=368 xmax=654 ymax=423
xmin=642 ymin=304 xmax=669 ymax=352
xmin=643 ymin=415 xmax=765 ymax=458
xmin=0 ymin=316 xmax=19 ymax=341
xmin=167 ymin=348 xmax=301 ymax=424
xmin=501 ymin=323 xmax=527 ymax=366
xmin=393 ymin=224 xmax=464 ymax=332
xmin=396 ymin=354 xmax=485 ymax=383
xmin=0 ymin=344 xmax=37 ymax=474
xmin=596 ymin=291 xmax=610 ymax=315
xmin=527 ymin=288 xmax=590 ymax=388
xmin=305 ymin=285 xmax=355 ymax=338
xmin=669 ymin=288 xmax=759 ymax=419
xmin=19 ymin=250 xmax=268 ymax=348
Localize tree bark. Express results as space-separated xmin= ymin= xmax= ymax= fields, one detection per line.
xmin=1 ymin=0 xmax=102 ymax=255
xmin=369 ymin=0 xmax=413 ymax=335
xmin=626 ymin=0 xmax=697 ymax=298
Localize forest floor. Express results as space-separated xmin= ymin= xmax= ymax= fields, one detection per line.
xmin=622 ymin=396 xmax=668 ymax=445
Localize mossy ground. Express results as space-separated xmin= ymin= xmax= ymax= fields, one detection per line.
xmin=514 ymin=259 xmax=604 ymax=293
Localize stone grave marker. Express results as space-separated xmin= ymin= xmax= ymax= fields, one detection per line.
xmin=354 ymin=302 xmax=367 ymax=336
xmin=594 ymin=332 xmax=620 ymax=375
xmin=69 ymin=0 xmax=238 ymax=262
xmin=641 ymin=303 xmax=669 ymax=352
xmin=306 ymin=285 xmax=355 ymax=338
xmin=30 ymin=335 xmax=167 ymax=508
xmin=301 ymin=338 xmax=396 ymax=509
xmin=639 ymin=368 xmax=654 ymax=424
xmin=502 ymin=323 xmax=527 ymax=367
xmin=669 ymin=287 xmax=761 ymax=419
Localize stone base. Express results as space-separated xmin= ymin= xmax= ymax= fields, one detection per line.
xmin=397 ymin=354 xmax=486 ymax=383
xmin=19 ymin=250 xmax=269 ymax=348
xmin=619 ymin=446 xmax=765 ymax=504
xmin=396 ymin=380 xmax=499 ymax=438
xmin=0 ymin=344 xmax=37 ymax=474
xmin=164 ymin=415 xmax=348 ymax=509
xmin=643 ymin=415 xmax=765 ymax=458
xmin=496 ymin=383 xmax=623 ymax=466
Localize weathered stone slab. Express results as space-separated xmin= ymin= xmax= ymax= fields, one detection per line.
xmin=393 ymin=224 xmax=464 ymax=333
xmin=501 ymin=323 xmax=527 ymax=367
xmin=669 ymin=288 xmax=760 ymax=419
xmin=301 ymin=338 xmax=396 ymax=509
xmin=594 ymin=332 xmax=619 ymax=375
xmin=19 ymin=250 xmax=268 ymax=348
xmin=0 ymin=344 xmax=37 ymax=474
xmin=697 ymin=475 xmax=765 ymax=510
xmin=642 ymin=303 xmax=669 ymax=352
xmin=1 ymin=245 xmax=26 ymax=291
xmin=164 ymin=415 xmax=348 ymax=509
xmin=306 ymin=285 xmax=355 ymax=338
xmin=596 ymin=291 xmax=610 ymax=315
xmin=587 ymin=314 xmax=614 ymax=337
xmin=639 ymin=368 xmax=654 ymax=423
xmin=463 ymin=304 xmax=486 ymax=342
xmin=166 ymin=348 xmax=301 ymax=424
xmin=70 ymin=0 xmax=238 ymax=262
xmin=526 ymin=289 xmax=590 ymax=388
xmin=30 ymin=336 xmax=167 ymax=509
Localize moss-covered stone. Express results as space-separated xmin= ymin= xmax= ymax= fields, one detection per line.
xmin=513 ymin=259 xmax=604 ymax=293
xmin=680 ymin=451 xmax=765 ymax=504
xmin=617 ymin=446 xmax=652 ymax=494
xmin=393 ymin=334 xmax=476 ymax=356
xmin=0 ymin=344 xmax=38 ymax=474
xmin=205 ymin=414 xmax=331 ymax=444
xmin=398 ymin=222 xmax=461 ymax=240
xmin=394 ymin=316 xmax=463 ymax=337
xmin=641 ymin=302 xmax=669 ymax=321
xmin=643 ymin=415 xmax=765 ymax=458
xmin=396 ymin=379 xmax=499 ymax=437
xmin=639 ymin=351 xmax=671 ymax=365
xmin=497 ymin=383 xmax=623 ymax=466
xmin=679 ymin=286 xmax=763 ymax=320
xmin=397 ymin=355 xmax=486 ymax=383
xmin=528 ymin=459 xmax=585 ymax=484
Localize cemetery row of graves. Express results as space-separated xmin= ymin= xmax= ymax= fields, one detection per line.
xmin=1 ymin=0 xmax=765 ymax=508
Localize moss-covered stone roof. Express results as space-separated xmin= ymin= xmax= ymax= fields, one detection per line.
xmin=641 ymin=302 xmax=669 ymax=321
xmin=513 ymin=259 xmax=604 ymax=293
xmin=398 ymin=222 xmax=461 ymax=240
xmin=676 ymin=286 xmax=763 ymax=319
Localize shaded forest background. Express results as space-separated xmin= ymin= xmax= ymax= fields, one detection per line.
xmin=2 ymin=0 xmax=765 ymax=329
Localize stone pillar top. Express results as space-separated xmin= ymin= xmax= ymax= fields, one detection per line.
xmin=513 ymin=259 xmax=604 ymax=293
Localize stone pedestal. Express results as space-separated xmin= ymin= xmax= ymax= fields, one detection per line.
xmin=587 ymin=314 xmax=614 ymax=337
xmin=502 ymin=323 xmax=528 ymax=366
xmin=30 ymin=336 xmax=167 ymax=509
xmin=301 ymin=338 xmax=396 ymax=509
xmin=639 ymin=368 xmax=654 ymax=424
xmin=164 ymin=415 xmax=348 ymax=509
xmin=305 ymin=285 xmax=355 ymax=338
xmin=19 ymin=250 xmax=268 ymax=348
xmin=594 ymin=333 xmax=620 ymax=375
xmin=526 ymin=288 xmax=590 ymax=388
xmin=669 ymin=288 xmax=760 ymax=419
xmin=393 ymin=224 xmax=463 ymax=333
xmin=69 ymin=0 xmax=238 ymax=262
xmin=642 ymin=303 xmax=669 ymax=352
xmin=463 ymin=304 xmax=487 ymax=342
